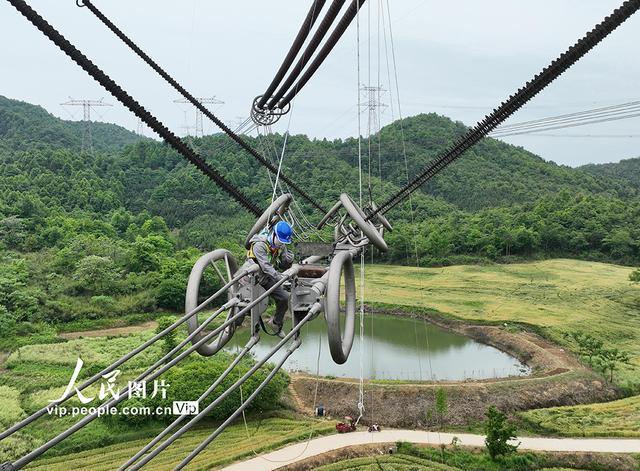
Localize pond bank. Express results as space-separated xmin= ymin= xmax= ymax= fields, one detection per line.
xmin=289 ymin=306 xmax=619 ymax=428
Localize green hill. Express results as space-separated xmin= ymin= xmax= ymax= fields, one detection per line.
xmin=0 ymin=96 xmax=639 ymax=344
xmin=0 ymin=95 xmax=142 ymax=154
xmin=580 ymin=156 xmax=640 ymax=189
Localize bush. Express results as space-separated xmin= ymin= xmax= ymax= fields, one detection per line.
xmin=73 ymin=255 xmax=120 ymax=294
xmin=484 ymin=405 xmax=519 ymax=460
xmin=149 ymin=354 xmax=289 ymax=422
xmin=156 ymin=278 xmax=185 ymax=311
xmin=0 ymin=305 xmax=17 ymax=338
xmin=90 ymin=295 xmax=116 ymax=313
xmin=155 ymin=316 xmax=178 ymax=356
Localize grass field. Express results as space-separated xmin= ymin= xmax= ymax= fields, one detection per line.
xmin=519 ymin=395 xmax=640 ymax=437
xmin=25 ymin=416 xmax=334 ymax=471
xmin=364 ymin=259 xmax=640 ymax=387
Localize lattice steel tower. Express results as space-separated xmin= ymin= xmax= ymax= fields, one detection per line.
xmin=61 ymin=98 xmax=112 ymax=154
xmin=359 ymin=85 xmax=387 ymax=137
xmin=173 ymin=96 xmax=224 ymax=137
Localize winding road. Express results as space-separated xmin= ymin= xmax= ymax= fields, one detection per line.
xmin=222 ymin=429 xmax=640 ymax=471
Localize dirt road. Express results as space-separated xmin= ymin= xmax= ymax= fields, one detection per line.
xmin=58 ymin=321 xmax=158 ymax=339
xmin=221 ymin=429 xmax=640 ymax=471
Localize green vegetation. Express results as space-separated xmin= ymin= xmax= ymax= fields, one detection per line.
xmin=24 ymin=415 xmax=333 ymax=471
xmin=1 ymin=96 xmax=640 ymax=351
xmin=0 ymin=331 xmax=290 ymax=463
xmin=562 ymin=331 xmax=631 ymax=382
xmin=314 ymin=442 xmax=635 ymax=471
xmin=520 ymin=395 xmax=640 ymax=437
xmin=484 ymin=406 xmax=519 ymax=460
xmin=313 ymin=454 xmax=459 ymax=470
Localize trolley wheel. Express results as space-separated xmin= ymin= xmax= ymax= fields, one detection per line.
xmin=340 ymin=193 xmax=388 ymax=252
xmin=325 ymin=250 xmax=356 ymax=364
xmin=185 ymin=249 xmax=239 ymax=357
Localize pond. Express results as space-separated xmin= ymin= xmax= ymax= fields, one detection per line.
xmin=226 ymin=314 xmax=530 ymax=381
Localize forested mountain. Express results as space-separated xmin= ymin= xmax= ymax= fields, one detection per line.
xmin=581 ymin=157 xmax=640 ymax=189
xmin=0 ymin=95 xmax=142 ymax=154
xmin=0 ymin=95 xmax=638 ymax=341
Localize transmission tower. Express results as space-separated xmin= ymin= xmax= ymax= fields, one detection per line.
xmin=359 ymin=85 xmax=387 ymax=137
xmin=61 ymin=97 xmax=112 ymax=154
xmin=136 ymin=118 xmax=146 ymax=136
xmin=173 ymin=96 xmax=224 ymax=137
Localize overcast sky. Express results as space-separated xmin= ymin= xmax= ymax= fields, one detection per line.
xmin=1 ymin=0 xmax=638 ymax=167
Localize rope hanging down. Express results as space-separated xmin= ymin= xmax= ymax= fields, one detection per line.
xmin=6 ymin=0 xmax=262 ymax=216
xmin=78 ymin=0 xmax=327 ymax=215
xmin=370 ymin=0 xmax=640 ymax=218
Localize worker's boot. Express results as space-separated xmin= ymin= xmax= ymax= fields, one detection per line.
xmin=267 ymin=318 xmax=286 ymax=339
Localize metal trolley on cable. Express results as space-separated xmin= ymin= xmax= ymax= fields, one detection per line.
xmin=183 ymin=192 xmax=391 ymax=366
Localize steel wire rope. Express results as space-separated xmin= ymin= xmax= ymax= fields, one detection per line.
xmin=353 ymin=0 xmax=367 ymax=428
xmin=119 ymin=335 xmax=260 ymax=470
xmin=369 ymin=0 xmax=640 ymax=218
xmin=129 ymin=306 xmax=319 ymax=470
xmin=77 ymin=0 xmax=326 ymax=214
xmin=384 ymin=0 xmax=441 ymax=450
xmin=266 ymin=0 xmax=347 ymax=110
xmin=238 ymin=328 xmax=324 ymax=464
xmin=490 ymin=110 xmax=640 ymax=137
xmin=257 ymin=0 xmax=327 ymax=109
xmin=490 ymin=107 xmax=640 ymax=135
xmin=491 ymin=99 xmax=640 ymax=132
xmin=6 ymin=269 xmax=291 ymax=468
xmin=0 ymin=255 xmax=254 ymax=442
xmin=279 ymin=0 xmax=368 ymax=110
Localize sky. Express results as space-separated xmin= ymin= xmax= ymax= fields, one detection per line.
xmin=1 ymin=0 xmax=638 ymax=167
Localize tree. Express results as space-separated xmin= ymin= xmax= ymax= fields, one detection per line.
xmin=0 ymin=216 xmax=26 ymax=249
xmin=484 ymin=406 xmax=519 ymax=460
xmin=156 ymin=277 xmax=185 ymax=311
xmin=630 ymin=269 xmax=640 ymax=283
xmin=563 ymin=331 xmax=603 ymax=365
xmin=155 ymin=316 xmax=178 ymax=356
xmin=594 ymin=348 xmax=631 ymax=383
xmin=0 ymin=305 xmax=17 ymax=339
xmin=73 ymin=255 xmax=120 ymax=294
xmin=434 ymin=387 xmax=448 ymax=426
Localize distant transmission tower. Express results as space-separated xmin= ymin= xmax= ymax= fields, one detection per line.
xmin=61 ymin=97 xmax=112 ymax=154
xmin=359 ymin=85 xmax=387 ymax=136
xmin=173 ymin=96 xmax=224 ymax=137
xmin=136 ymin=118 xmax=146 ymax=136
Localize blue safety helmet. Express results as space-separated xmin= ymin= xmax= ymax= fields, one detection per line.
xmin=273 ymin=221 xmax=293 ymax=244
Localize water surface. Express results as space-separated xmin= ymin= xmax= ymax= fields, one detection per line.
xmin=227 ymin=314 xmax=530 ymax=380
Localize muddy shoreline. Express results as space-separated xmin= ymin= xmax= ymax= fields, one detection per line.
xmin=288 ymin=306 xmax=619 ymax=428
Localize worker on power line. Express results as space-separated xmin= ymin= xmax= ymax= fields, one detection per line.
xmin=245 ymin=221 xmax=294 ymax=338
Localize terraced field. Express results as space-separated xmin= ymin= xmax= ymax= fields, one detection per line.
xmin=26 ymin=417 xmax=334 ymax=471
xmin=520 ymin=395 xmax=640 ymax=437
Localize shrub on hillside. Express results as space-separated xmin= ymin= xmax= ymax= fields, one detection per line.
xmin=148 ymin=355 xmax=289 ymax=423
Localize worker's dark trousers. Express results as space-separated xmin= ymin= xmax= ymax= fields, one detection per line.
xmin=260 ymin=276 xmax=289 ymax=327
